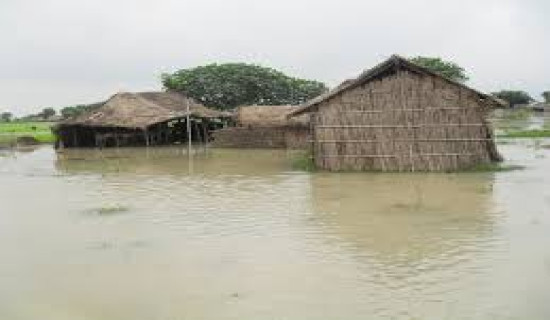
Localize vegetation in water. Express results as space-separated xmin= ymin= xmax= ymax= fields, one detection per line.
xmin=497 ymin=129 xmax=550 ymax=138
xmin=499 ymin=108 xmax=532 ymax=121
xmin=291 ymin=152 xmax=315 ymax=172
xmin=492 ymin=108 xmax=536 ymax=132
xmin=290 ymin=152 xmax=522 ymax=173
xmin=461 ymin=163 xmax=524 ymax=172
xmin=162 ymin=63 xmax=328 ymax=110
xmin=95 ymin=205 xmax=130 ymax=215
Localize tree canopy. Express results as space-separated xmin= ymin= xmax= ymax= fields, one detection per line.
xmin=40 ymin=107 xmax=56 ymax=119
xmin=492 ymin=90 xmax=533 ymax=108
xmin=409 ymin=56 xmax=469 ymax=83
xmin=61 ymin=105 xmax=88 ymax=119
xmin=162 ymin=63 xmax=327 ymax=110
xmin=542 ymin=91 xmax=550 ymax=103
xmin=1 ymin=111 xmax=13 ymax=122
xmin=60 ymin=102 xmax=103 ymax=119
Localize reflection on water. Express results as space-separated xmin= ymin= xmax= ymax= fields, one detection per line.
xmin=310 ymin=173 xmax=495 ymax=260
xmin=54 ymin=147 xmax=300 ymax=176
xmin=1 ymin=144 xmax=550 ymax=320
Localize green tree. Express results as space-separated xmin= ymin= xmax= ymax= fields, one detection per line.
xmin=60 ymin=106 xmax=77 ymax=119
xmin=1 ymin=111 xmax=13 ymax=122
xmin=492 ymin=90 xmax=533 ymax=108
xmin=60 ymin=103 xmax=102 ymax=119
xmin=542 ymin=91 xmax=550 ymax=103
xmin=409 ymin=56 xmax=469 ymax=83
xmin=40 ymin=107 xmax=56 ymax=119
xmin=162 ymin=63 xmax=327 ymax=110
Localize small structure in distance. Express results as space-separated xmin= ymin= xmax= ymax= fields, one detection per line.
xmin=212 ymin=105 xmax=309 ymax=149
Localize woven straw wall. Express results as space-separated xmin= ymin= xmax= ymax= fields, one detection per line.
xmin=212 ymin=127 xmax=309 ymax=149
xmin=313 ymin=71 xmax=496 ymax=171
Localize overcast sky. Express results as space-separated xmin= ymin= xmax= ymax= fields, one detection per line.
xmin=1 ymin=0 xmax=548 ymax=115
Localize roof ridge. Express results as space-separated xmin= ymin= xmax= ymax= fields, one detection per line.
xmin=288 ymin=54 xmax=503 ymax=117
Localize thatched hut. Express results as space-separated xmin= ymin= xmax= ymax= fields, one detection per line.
xmin=288 ymin=55 xmax=503 ymax=171
xmin=212 ymin=105 xmax=309 ymax=149
xmin=54 ymin=92 xmax=231 ymax=148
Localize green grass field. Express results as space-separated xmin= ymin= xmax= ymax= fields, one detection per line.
xmin=497 ymin=129 xmax=550 ymax=138
xmin=0 ymin=121 xmax=56 ymax=145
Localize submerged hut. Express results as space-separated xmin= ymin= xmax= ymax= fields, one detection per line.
xmin=54 ymin=92 xmax=231 ymax=148
xmin=288 ymin=55 xmax=503 ymax=171
xmin=212 ymin=105 xmax=309 ymax=149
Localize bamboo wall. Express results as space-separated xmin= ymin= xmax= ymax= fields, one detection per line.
xmin=212 ymin=126 xmax=309 ymax=149
xmin=313 ymin=71 xmax=498 ymax=171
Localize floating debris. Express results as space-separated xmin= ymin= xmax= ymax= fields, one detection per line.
xmin=88 ymin=205 xmax=130 ymax=216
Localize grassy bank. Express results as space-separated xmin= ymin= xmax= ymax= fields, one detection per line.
xmin=497 ymin=129 xmax=550 ymax=138
xmin=0 ymin=121 xmax=56 ymax=145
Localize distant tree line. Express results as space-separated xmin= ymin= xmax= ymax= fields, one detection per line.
xmin=60 ymin=104 xmax=102 ymax=119
xmin=491 ymin=91 xmax=533 ymax=108
xmin=17 ymin=107 xmax=57 ymax=121
xmin=490 ymin=90 xmax=550 ymax=108
xmin=1 ymin=108 xmax=57 ymax=122
xmin=1 ymin=112 xmax=13 ymax=122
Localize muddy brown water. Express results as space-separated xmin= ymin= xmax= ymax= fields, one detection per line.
xmin=1 ymin=142 xmax=550 ymax=320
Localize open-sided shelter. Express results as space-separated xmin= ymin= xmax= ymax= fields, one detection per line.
xmin=54 ymin=92 xmax=231 ymax=148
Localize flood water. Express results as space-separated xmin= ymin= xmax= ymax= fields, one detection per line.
xmin=1 ymin=141 xmax=550 ymax=320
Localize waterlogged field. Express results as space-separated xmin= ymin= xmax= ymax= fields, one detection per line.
xmin=0 ymin=141 xmax=549 ymax=320
xmin=0 ymin=121 xmax=56 ymax=145
xmin=492 ymin=109 xmax=550 ymax=138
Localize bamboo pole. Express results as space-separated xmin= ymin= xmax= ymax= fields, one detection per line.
xmin=186 ymin=99 xmax=192 ymax=153
xmin=202 ymin=121 xmax=208 ymax=144
xmin=143 ymin=129 xmax=149 ymax=147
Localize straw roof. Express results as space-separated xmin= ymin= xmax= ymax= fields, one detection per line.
xmin=289 ymin=55 xmax=506 ymax=117
xmin=59 ymin=92 xmax=229 ymax=129
xmin=237 ymin=105 xmax=309 ymax=127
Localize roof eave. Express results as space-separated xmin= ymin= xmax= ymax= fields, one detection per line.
xmin=288 ymin=55 xmax=504 ymax=117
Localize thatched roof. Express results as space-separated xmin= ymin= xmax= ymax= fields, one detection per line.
xmin=59 ymin=92 xmax=230 ymax=129
xmin=289 ymin=55 xmax=506 ymax=117
xmin=236 ymin=105 xmax=309 ymax=127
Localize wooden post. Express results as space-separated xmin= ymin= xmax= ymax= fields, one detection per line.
xmin=72 ymin=130 xmax=78 ymax=148
xmin=115 ymin=129 xmax=120 ymax=148
xmin=186 ymin=100 xmax=192 ymax=152
xmin=144 ymin=129 xmax=150 ymax=147
xmin=202 ymin=121 xmax=208 ymax=143
xmin=310 ymin=113 xmax=316 ymax=167
xmin=193 ymin=121 xmax=202 ymax=144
